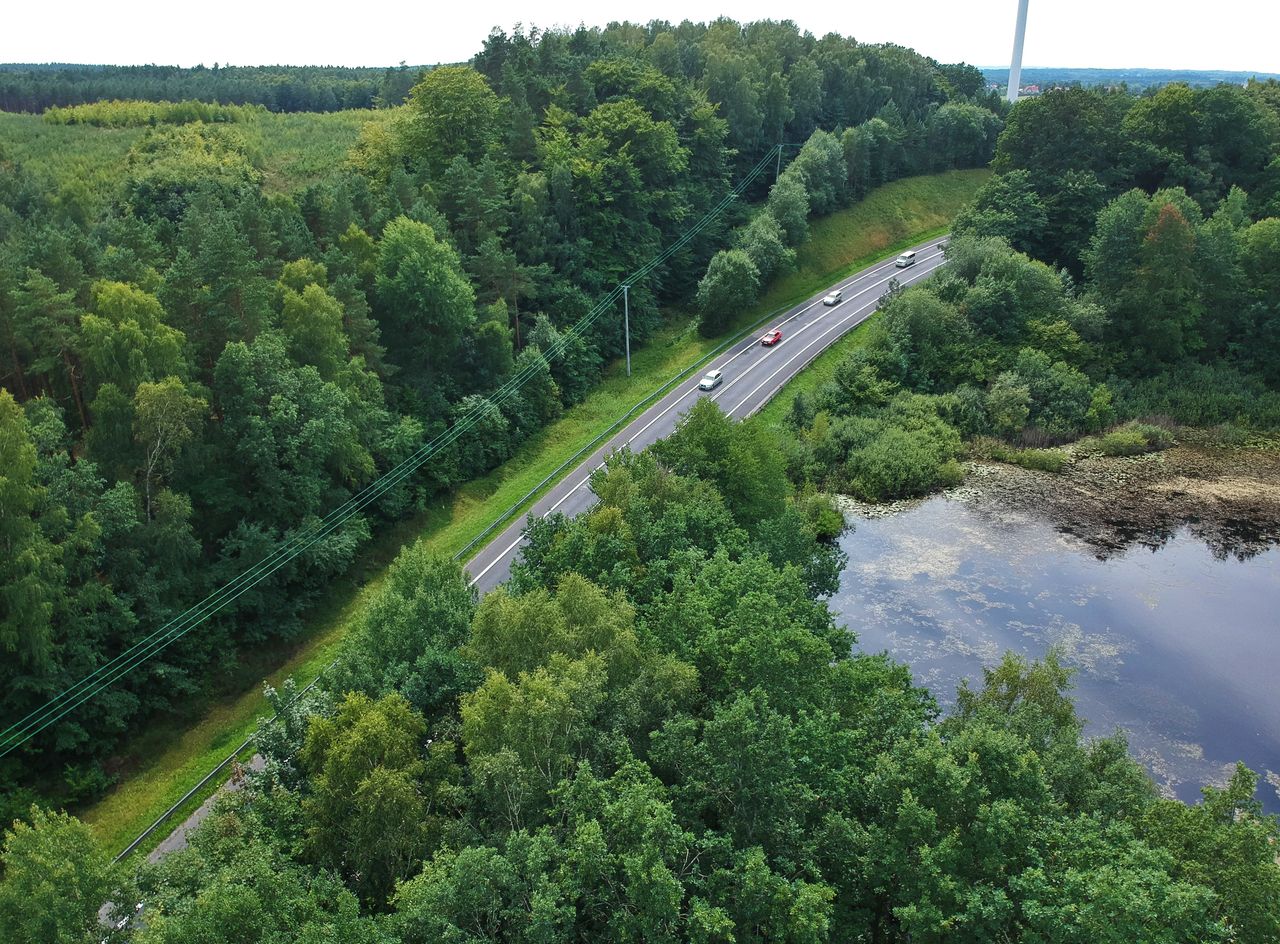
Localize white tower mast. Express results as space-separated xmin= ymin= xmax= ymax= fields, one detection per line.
xmin=1007 ymin=0 xmax=1030 ymax=103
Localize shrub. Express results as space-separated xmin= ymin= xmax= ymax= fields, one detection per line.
xmin=1008 ymin=447 xmax=1069 ymax=472
xmin=844 ymin=425 xmax=964 ymax=501
xmin=1096 ymin=421 xmax=1173 ymax=456
xmin=1112 ymin=363 xmax=1280 ymax=430
xmin=971 ymin=436 xmax=1069 ymax=472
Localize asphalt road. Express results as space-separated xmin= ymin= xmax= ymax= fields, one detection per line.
xmin=466 ymin=236 xmax=950 ymax=593
xmin=137 ymin=236 xmax=947 ymax=868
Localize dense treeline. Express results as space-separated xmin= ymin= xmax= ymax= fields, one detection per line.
xmin=0 ymin=63 xmax=420 ymax=113
xmin=960 ymin=82 xmax=1280 ymax=271
xmin=781 ymin=82 xmax=1280 ymax=502
xmin=982 ymin=68 xmax=1280 ymax=92
xmin=0 ymin=20 xmax=998 ymax=816
xmin=4 ymin=404 xmax=1277 ymax=942
xmin=695 ymin=94 xmax=998 ymax=336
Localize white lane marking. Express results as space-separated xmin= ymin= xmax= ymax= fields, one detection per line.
xmin=708 ymin=250 xmax=942 ymax=407
xmin=471 ymin=454 xmax=610 ymax=584
xmin=725 ymin=258 xmax=945 ymax=418
xmin=469 ymin=242 xmax=948 ymax=586
xmin=626 ymin=243 xmax=946 ymax=447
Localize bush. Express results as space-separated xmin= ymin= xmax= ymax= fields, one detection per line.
xmin=971 ymin=436 xmax=1070 ymax=472
xmin=844 ymin=425 xmax=964 ymax=501
xmin=1007 ymin=447 xmax=1069 ymax=472
xmin=1112 ymin=363 xmax=1280 ymax=430
xmin=1095 ymin=421 xmax=1173 ymax=456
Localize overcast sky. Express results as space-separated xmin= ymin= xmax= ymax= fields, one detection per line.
xmin=3 ymin=0 xmax=1277 ymax=74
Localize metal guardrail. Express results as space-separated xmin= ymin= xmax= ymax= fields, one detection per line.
xmin=113 ymin=238 xmax=940 ymax=863
xmin=112 ymin=295 xmax=811 ymax=864
xmin=113 ymin=669 xmax=328 ymax=862
xmin=452 ymin=298 xmax=819 ymax=565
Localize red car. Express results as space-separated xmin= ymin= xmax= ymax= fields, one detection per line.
xmin=760 ymin=329 xmax=783 ymax=347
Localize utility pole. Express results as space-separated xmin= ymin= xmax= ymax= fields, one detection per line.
xmin=775 ymin=142 xmax=782 ymax=182
xmin=622 ymin=284 xmax=631 ymax=377
xmin=1007 ymin=0 xmax=1030 ymax=103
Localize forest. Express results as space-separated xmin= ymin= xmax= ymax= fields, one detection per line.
xmin=0 ymin=62 xmax=422 ymax=113
xmin=780 ymin=80 xmax=1280 ymax=500
xmin=0 ymin=20 xmax=998 ymax=822
xmin=5 ymin=405 xmax=1279 ymax=942
xmin=4 ymin=20 xmax=1280 ymax=944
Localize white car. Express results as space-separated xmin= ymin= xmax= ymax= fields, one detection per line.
xmin=822 ymin=290 xmax=842 ymax=306
xmin=698 ymin=369 xmax=724 ymax=391
xmin=895 ymin=251 xmax=917 ymax=268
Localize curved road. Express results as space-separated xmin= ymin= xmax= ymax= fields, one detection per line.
xmin=466 ymin=236 xmax=949 ymax=592
xmin=138 ymin=237 xmax=946 ymax=867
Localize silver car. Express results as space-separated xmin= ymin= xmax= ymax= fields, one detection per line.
xmin=698 ymin=369 xmax=724 ymax=391
xmin=822 ymin=289 xmax=842 ymax=306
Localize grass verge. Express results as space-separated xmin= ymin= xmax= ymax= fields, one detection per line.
xmin=81 ymin=167 xmax=989 ymax=858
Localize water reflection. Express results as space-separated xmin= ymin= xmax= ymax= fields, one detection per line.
xmin=833 ymin=493 xmax=1280 ymax=810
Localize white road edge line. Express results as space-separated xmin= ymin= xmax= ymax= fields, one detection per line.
xmin=728 ymin=257 xmax=945 ymax=418
xmin=709 ymin=251 xmax=942 ymax=407
xmin=468 ymin=241 xmax=948 ymax=586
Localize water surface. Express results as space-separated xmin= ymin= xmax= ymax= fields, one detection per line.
xmin=833 ymin=495 xmax=1280 ymax=809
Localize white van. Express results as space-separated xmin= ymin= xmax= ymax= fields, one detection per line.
xmin=895 ymin=251 xmax=917 ymax=268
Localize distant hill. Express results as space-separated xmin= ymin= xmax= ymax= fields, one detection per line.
xmin=981 ymin=67 xmax=1280 ymax=91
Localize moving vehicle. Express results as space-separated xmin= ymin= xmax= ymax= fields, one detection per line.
xmin=822 ymin=289 xmax=842 ymax=306
xmin=760 ymin=329 xmax=782 ymax=346
xmin=895 ymin=251 xmax=917 ymax=268
xmin=698 ymin=369 xmax=724 ymax=391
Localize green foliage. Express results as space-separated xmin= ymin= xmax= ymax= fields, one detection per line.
xmin=972 ymin=437 xmax=1070 ymax=472
xmin=18 ymin=395 xmax=1280 ymax=942
xmin=136 ymin=795 xmax=386 ymax=943
xmin=777 ymin=213 xmax=1273 ymax=500
xmin=0 ymin=805 xmax=130 ymax=944
xmin=125 ymin=124 xmax=261 ymax=223
xmin=1094 ymin=421 xmax=1174 ymax=456
xmin=80 ymin=281 xmax=187 ymax=393
xmin=766 ymin=173 xmax=811 ymax=246
xmin=696 ymin=248 xmax=760 ymax=337
xmin=651 ymin=397 xmax=791 ymax=528
xmin=300 ymin=692 xmax=444 ymax=906
xmin=734 ymin=210 xmax=795 ymax=282
xmin=989 ymin=82 xmax=1280 ymax=273
xmin=0 ymin=16 xmax=999 ymax=828
xmin=951 ymin=168 xmax=1049 ymax=258
xmin=327 ymin=548 xmax=477 ymax=717
xmin=0 ymin=391 xmax=58 ymax=669
xmin=399 ymin=67 xmax=502 ymax=180
xmin=374 ymin=215 xmax=476 ymax=400
xmin=829 ymin=399 xmax=966 ymax=501
xmin=11 ymin=27 xmax=1280 ymax=938
xmin=0 ymin=64 xmax=405 ymax=113
xmin=44 ymin=99 xmax=265 ymax=127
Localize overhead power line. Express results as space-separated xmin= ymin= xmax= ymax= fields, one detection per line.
xmin=0 ymin=145 xmax=783 ymax=758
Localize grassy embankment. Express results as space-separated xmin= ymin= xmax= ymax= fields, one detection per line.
xmin=752 ymin=171 xmax=995 ymax=425
xmin=81 ymin=167 xmax=990 ymax=857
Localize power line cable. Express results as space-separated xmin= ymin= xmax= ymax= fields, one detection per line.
xmin=0 ymin=145 xmax=781 ymax=757
xmin=2 ymin=147 xmax=780 ymax=755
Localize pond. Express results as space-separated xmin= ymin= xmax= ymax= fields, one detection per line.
xmin=832 ymin=483 xmax=1280 ymax=811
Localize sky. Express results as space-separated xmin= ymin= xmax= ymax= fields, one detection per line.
xmin=2 ymin=0 xmax=1277 ymax=74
